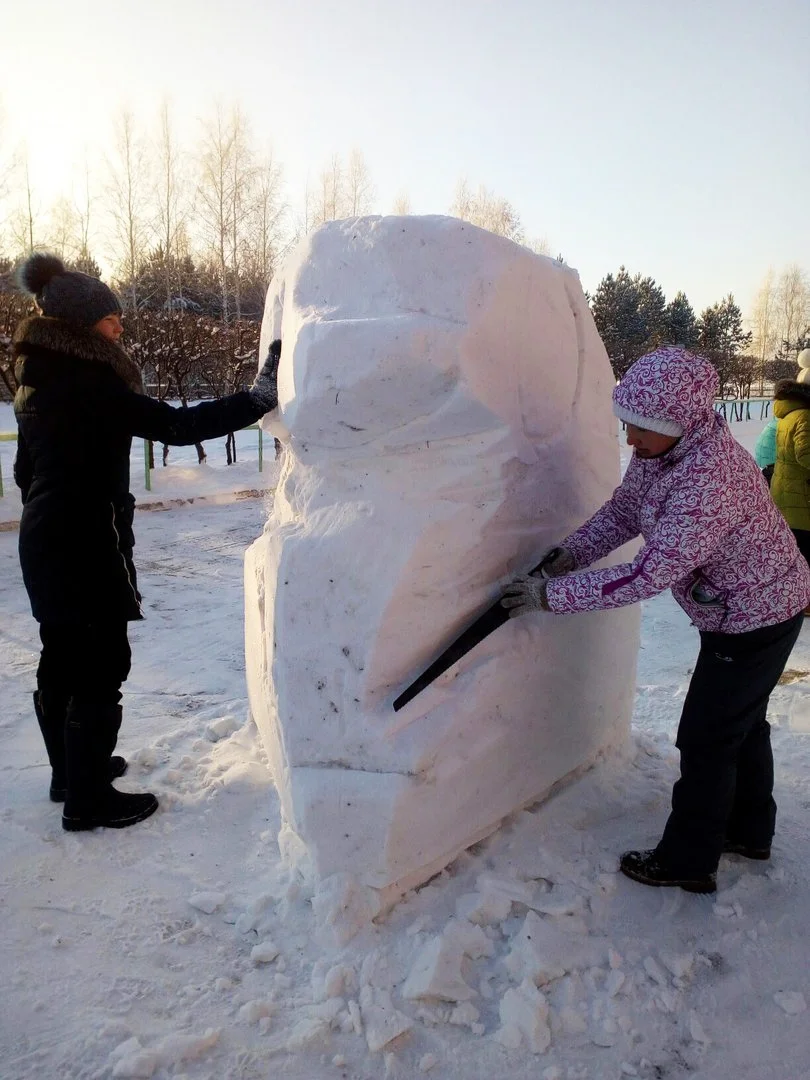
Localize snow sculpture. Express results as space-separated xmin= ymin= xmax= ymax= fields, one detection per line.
xmin=245 ymin=215 xmax=638 ymax=912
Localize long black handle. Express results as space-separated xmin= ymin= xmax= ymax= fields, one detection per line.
xmin=392 ymin=549 xmax=560 ymax=712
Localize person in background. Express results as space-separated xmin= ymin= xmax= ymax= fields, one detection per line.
xmin=769 ymin=378 xmax=810 ymax=599
xmin=753 ymin=414 xmax=778 ymax=484
xmin=13 ymin=253 xmax=280 ymax=832
xmin=502 ymin=346 xmax=810 ymax=895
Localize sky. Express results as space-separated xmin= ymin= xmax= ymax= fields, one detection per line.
xmin=1 ymin=0 xmax=808 ymax=313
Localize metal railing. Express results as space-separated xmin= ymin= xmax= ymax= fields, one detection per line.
xmin=0 ymin=401 xmax=777 ymax=497
xmin=713 ymin=397 xmax=772 ymax=421
xmin=0 ymin=426 xmax=270 ymax=497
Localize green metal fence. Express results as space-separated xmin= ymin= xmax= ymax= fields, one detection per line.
xmin=0 ymin=426 xmax=268 ymax=497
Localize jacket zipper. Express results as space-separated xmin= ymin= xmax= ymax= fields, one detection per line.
xmin=110 ymin=502 xmax=143 ymax=616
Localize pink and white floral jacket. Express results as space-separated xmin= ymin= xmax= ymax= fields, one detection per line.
xmin=546 ymin=347 xmax=810 ymax=633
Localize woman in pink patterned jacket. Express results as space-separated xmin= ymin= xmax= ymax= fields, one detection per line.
xmin=503 ymin=345 xmax=810 ymax=895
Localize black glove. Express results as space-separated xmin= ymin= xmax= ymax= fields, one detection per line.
xmin=250 ymin=339 xmax=282 ymax=411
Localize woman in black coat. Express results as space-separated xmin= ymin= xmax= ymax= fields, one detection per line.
xmin=13 ymin=253 xmax=280 ymax=832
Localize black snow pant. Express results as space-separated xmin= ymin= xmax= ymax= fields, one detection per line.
xmin=37 ymin=620 xmax=132 ymax=707
xmin=35 ymin=620 xmax=132 ymax=787
xmin=656 ymin=612 xmax=803 ymax=875
xmin=791 ymin=529 xmax=810 ymax=576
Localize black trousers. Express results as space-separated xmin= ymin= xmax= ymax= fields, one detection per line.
xmin=791 ymin=528 xmax=810 ymax=570
xmin=37 ymin=620 xmax=132 ymax=708
xmin=657 ymin=612 xmax=803 ymax=874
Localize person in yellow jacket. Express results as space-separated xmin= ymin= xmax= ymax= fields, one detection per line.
xmin=771 ymin=379 xmax=810 ymax=593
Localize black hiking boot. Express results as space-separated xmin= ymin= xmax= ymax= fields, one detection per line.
xmin=35 ymin=691 xmax=129 ymax=801
xmin=62 ymin=702 xmax=157 ymax=832
xmin=62 ymin=787 xmax=158 ymax=831
xmin=722 ymin=841 xmax=771 ymax=861
xmin=619 ymin=849 xmax=717 ymax=894
xmin=49 ymin=755 xmax=128 ymax=803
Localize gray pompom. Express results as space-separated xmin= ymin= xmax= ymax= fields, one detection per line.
xmin=16 ymin=252 xmax=66 ymax=296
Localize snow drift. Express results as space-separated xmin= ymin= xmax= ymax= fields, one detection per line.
xmin=244 ymin=215 xmax=638 ymax=913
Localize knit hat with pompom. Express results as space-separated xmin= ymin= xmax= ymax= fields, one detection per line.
xmin=16 ymin=252 xmax=121 ymax=329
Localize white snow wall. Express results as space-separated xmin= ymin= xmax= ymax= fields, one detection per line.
xmin=245 ymin=216 xmax=638 ymax=906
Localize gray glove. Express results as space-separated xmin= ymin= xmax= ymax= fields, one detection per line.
xmin=538 ymin=546 xmax=575 ymax=578
xmin=501 ymin=574 xmax=550 ymax=618
xmin=249 ymin=339 xmax=281 ymax=411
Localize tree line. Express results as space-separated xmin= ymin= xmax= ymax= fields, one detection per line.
xmin=1 ymin=100 xmax=808 ymax=432
xmin=590 ymin=265 xmax=809 ymax=397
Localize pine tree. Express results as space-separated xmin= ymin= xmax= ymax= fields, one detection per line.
xmin=664 ymin=291 xmax=698 ymax=347
xmin=590 ymin=267 xmax=667 ymax=378
xmin=698 ymin=294 xmax=753 ymax=396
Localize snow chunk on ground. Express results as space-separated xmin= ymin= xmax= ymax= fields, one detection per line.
xmin=494 ymin=978 xmax=551 ymax=1053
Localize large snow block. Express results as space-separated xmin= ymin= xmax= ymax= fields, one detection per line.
xmin=245 ymin=215 xmax=638 ymax=904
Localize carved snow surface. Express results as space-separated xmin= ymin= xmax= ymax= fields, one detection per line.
xmin=245 ymin=215 xmax=638 ymax=911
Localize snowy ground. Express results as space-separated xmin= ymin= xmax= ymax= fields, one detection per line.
xmin=2 ymin=415 xmax=810 ymax=1080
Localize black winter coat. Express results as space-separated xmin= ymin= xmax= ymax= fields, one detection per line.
xmin=13 ymin=316 xmax=268 ymax=624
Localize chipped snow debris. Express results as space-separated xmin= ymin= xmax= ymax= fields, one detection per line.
xmin=402 ymin=935 xmax=476 ymax=1002
xmin=251 ymin=940 xmax=280 ymax=964
xmin=643 ymin=957 xmax=668 ymax=987
xmin=774 ymin=991 xmax=807 ymax=1015
xmin=347 ymin=998 xmax=364 ymax=1035
xmin=659 ymin=951 xmax=694 ymax=980
xmin=284 ymin=1016 xmax=331 ymax=1051
xmin=359 ymin=986 xmax=413 ymax=1052
xmin=449 ymin=1001 xmax=481 ymax=1028
xmin=606 ymin=969 xmax=626 ymax=997
xmin=529 ymin=886 xmax=586 ymax=918
xmin=455 ymin=889 xmax=513 ymax=925
xmin=312 ymin=873 xmax=382 ymax=946
xmin=712 ymin=903 xmax=737 ymax=918
xmin=188 ymin=891 xmax=226 ymax=914
xmin=558 ymin=1006 xmax=588 ymax=1035
xmin=504 ymin=911 xmax=601 ymax=987
xmin=476 ymin=873 xmax=536 ymax=907
xmin=494 ymin=979 xmax=552 ymax=1053
xmin=111 ymin=1049 xmax=159 ymax=1079
xmin=325 ymin=964 xmax=355 ymax=999
xmin=154 ymin=1030 xmax=220 ymax=1066
xmin=688 ymin=1011 xmax=711 ymax=1044
xmin=238 ymin=999 xmax=276 ymax=1024
xmin=443 ymin=917 xmax=494 ymax=958
xmin=205 ymin=715 xmax=239 ymax=741
xmin=608 ymin=948 xmax=624 ymax=969
xmin=419 ymin=1053 xmax=438 ymax=1072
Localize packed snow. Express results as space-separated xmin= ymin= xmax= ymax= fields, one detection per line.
xmin=2 ymin=411 xmax=810 ymax=1079
xmin=246 ymin=216 xmax=638 ymax=905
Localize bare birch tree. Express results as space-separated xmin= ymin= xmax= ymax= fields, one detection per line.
xmin=391 ymin=191 xmax=412 ymax=215
xmin=106 ymin=110 xmax=151 ymax=321
xmin=197 ymin=105 xmax=257 ymax=322
xmin=776 ymin=264 xmax=809 ymax=358
xmin=154 ymin=101 xmax=187 ymax=308
xmin=344 ymin=149 xmax=375 ymax=217
xmin=8 ymin=157 xmax=39 ymax=255
xmin=249 ymin=149 xmax=286 ymax=285
xmin=450 ymin=178 xmax=524 ymax=242
xmin=749 ymin=268 xmax=778 ymax=391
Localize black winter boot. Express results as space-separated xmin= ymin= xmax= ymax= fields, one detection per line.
xmin=62 ymin=703 xmax=157 ymax=832
xmin=35 ymin=691 xmax=128 ymax=802
xmin=722 ymin=841 xmax=771 ymax=860
xmin=619 ymin=849 xmax=717 ymax=893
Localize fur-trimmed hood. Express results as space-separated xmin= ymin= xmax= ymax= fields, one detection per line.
xmin=13 ymin=316 xmax=143 ymax=394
